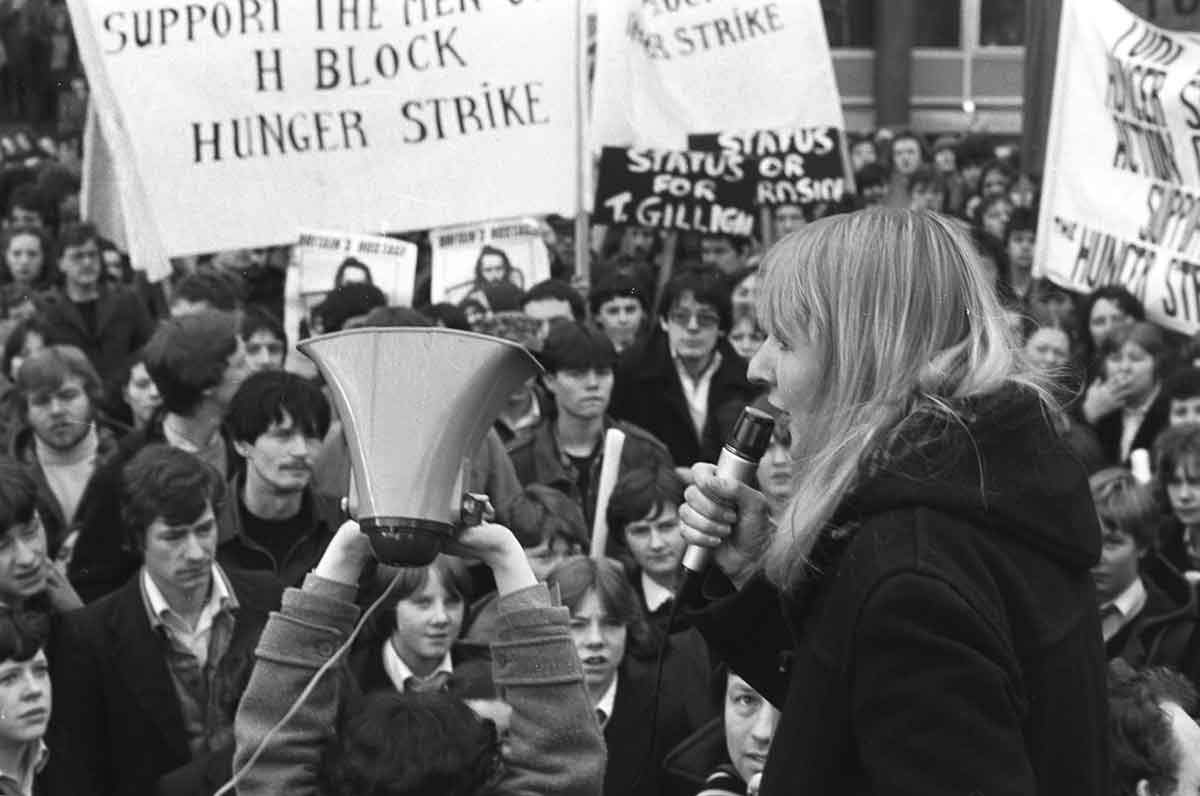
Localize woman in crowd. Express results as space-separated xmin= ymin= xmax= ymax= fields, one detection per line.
xmin=349 ymin=556 xmax=471 ymax=695
xmin=754 ymin=415 xmax=795 ymax=515
xmin=975 ymin=194 xmax=1014 ymax=244
xmin=105 ymin=353 xmax=161 ymax=435
xmin=0 ymin=320 xmax=47 ymax=450
xmin=545 ymin=556 xmax=715 ymax=796
xmin=664 ymin=666 xmax=779 ymax=796
xmin=679 ymin=208 xmax=1107 ymax=793
xmin=1085 ymin=322 xmax=1172 ymax=467
xmin=1154 ymin=423 xmax=1200 ymax=578
xmin=605 ymin=467 xmax=688 ymax=630
xmin=0 ymin=225 xmax=52 ymax=331
xmin=232 ymin=519 xmax=605 ymax=795
xmin=1080 ymin=285 xmax=1144 ymax=372
xmin=0 ymin=609 xmax=50 ymax=796
xmin=728 ymin=315 xmax=766 ymax=362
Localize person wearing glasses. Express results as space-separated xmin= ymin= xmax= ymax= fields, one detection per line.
xmin=611 ymin=270 xmax=759 ymax=469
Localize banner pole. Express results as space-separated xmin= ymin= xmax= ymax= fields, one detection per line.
xmin=574 ymin=0 xmax=591 ymax=288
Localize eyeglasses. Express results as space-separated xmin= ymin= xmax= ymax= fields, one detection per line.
xmin=667 ymin=309 xmax=721 ymax=329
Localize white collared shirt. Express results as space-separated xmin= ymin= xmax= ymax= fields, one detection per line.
xmin=1100 ymin=577 xmax=1148 ymax=641
xmin=1120 ymin=387 xmax=1160 ymax=462
xmin=0 ymin=740 xmax=47 ymax=796
xmin=141 ymin=564 xmax=231 ymax=666
xmin=673 ymin=351 xmax=723 ymax=440
xmin=594 ymin=676 xmax=618 ymax=729
xmin=641 ymin=571 xmax=674 ymax=613
xmin=381 ymin=638 xmax=453 ymax=693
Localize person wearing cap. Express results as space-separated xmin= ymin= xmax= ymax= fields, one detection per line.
xmin=508 ymin=321 xmax=673 ymax=529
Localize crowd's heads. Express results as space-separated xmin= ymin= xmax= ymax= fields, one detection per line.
xmin=56 ymin=222 xmax=101 ymax=292
xmin=755 ymin=414 xmax=793 ymax=508
xmin=931 ymin=135 xmax=959 ymax=174
xmin=142 ymin=309 xmax=247 ymax=416
xmin=658 ymin=270 xmax=733 ymax=364
xmin=1029 ymin=278 xmax=1077 ymax=330
xmin=6 ymin=184 xmax=47 ymax=229
xmin=699 ymin=233 xmax=749 ymax=276
xmin=227 ymin=371 xmax=331 ymax=495
xmin=605 ymin=467 xmax=686 ymax=583
xmin=1084 ymin=286 xmax=1145 ymax=350
xmin=501 ymin=485 xmax=587 ymax=580
xmin=1155 ymin=424 xmax=1200 ymax=531
xmin=772 ymin=204 xmax=806 ymax=237
xmin=240 ymin=307 xmax=287 ymax=372
xmin=977 ymin=194 xmax=1014 ymax=242
xmin=319 ymin=690 xmax=501 ymax=796
xmin=854 ymin=163 xmax=888 ymax=206
xmin=545 ymin=557 xmax=656 ymax=699
xmin=1167 ymin=368 xmax=1200 ymax=427
xmin=120 ymin=444 xmax=223 ymax=568
xmin=723 ymin=671 xmax=779 ymax=787
xmin=540 ymin=322 xmax=617 ymax=422
xmin=1022 ymin=323 xmax=1073 ymax=375
xmin=0 ymin=610 xmax=50 ymax=750
xmin=170 ymin=270 xmax=244 ymax=316
xmin=0 ymin=224 xmax=51 ymax=288
xmin=1089 ymin=468 xmax=1159 ymax=604
xmin=15 ymin=345 xmax=101 ymax=452
xmin=2 ymin=318 xmax=46 ymax=382
xmin=1109 ymin=661 xmax=1200 ymax=796
xmin=908 ymin=167 xmax=947 ymax=212
xmin=0 ymin=462 xmax=48 ymax=602
xmin=588 ymin=273 xmax=648 ymax=353
xmin=364 ymin=556 xmax=472 ymax=675
xmin=1099 ymin=322 xmax=1170 ymax=402
xmin=980 ymin=159 xmax=1017 ymax=199
xmin=752 ymin=208 xmax=1035 ymax=587
xmin=1005 ymin=207 xmax=1037 ymax=273
xmin=521 ymin=279 xmax=586 ymax=341
xmin=312 ymin=282 xmax=387 ymax=334
xmin=117 ymin=354 xmax=162 ymax=430
xmin=889 ymin=130 xmax=926 ymax=176
xmin=474 ymin=245 xmax=514 ymax=287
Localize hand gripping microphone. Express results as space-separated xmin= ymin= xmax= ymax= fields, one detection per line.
xmin=682 ymin=406 xmax=776 ymax=575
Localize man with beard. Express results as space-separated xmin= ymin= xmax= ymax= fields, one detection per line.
xmin=11 ymin=346 xmax=118 ymax=555
xmin=216 ymin=370 xmax=341 ymax=587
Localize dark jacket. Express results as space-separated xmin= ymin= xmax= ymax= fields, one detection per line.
xmin=685 ymin=390 xmax=1109 ymax=795
xmin=67 ymin=413 xmax=241 ymax=603
xmin=1105 ymin=574 xmax=1200 ymax=687
xmin=215 ymin=473 xmax=343 ymax=588
xmin=662 ymin=718 xmax=747 ymax=795
xmin=507 ymin=416 xmax=674 ymax=527
xmin=610 ymin=333 xmax=759 ymax=467
xmin=45 ymin=566 xmax=281 ymax=796
xmin=1092 ymin=389 xmax=1171 ymax=467
xmin=9 ymin=421 xmax=120 ymax=552
xmin=34 ymin=285 xmax=154 ymax=380
xmin=604 ymin=629 xmax=717 ymax=796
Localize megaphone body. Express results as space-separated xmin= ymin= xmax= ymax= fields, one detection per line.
xmin=299 ymin=327 xmax=542 ymax=565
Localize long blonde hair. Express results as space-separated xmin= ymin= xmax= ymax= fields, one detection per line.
xmin=757 ymin=208 xmax=1049 ymax=588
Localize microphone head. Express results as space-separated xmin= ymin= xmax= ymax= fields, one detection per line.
xmin=726 ymin=406 xmax=776 ymax=462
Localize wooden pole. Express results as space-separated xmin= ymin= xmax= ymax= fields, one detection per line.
xmin=574 ymin=0 xmax=591 ymax=288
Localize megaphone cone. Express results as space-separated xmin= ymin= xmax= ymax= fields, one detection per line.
xmin=299 ymin=327 xmax=542 ymax=565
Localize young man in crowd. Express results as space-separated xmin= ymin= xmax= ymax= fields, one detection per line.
xmin=1167 ymin=367 xmax=1200 ymax=427
xmin=168 ymin=270 xmax=243 ymax=316
xmin=34 ymin=222 xmax=154 ymax=381
xmin=698 ymin=233 xmax=749 ymax=277
xmin=588 ymin=273 xmax=648 ymax=355
xmin=10 ymin=346 xmax=118 ymax=554
xmin=0 ymin=460 xmax=82 ymax=617
xmin=218 ymin=370 xmax=341 ymax=587
xmin=69 ymin=310 xmax=249 ymax=601
xmin=772 ymin=204 xmax=806 ymax=237
xmin=1109 ymin=663 xmax=1200 ymax=796
xmin=1091 ymin=469 xmax=1200 ymax=685
xmin=610 ymin=270 xmax=758 ymax=468
xmin=240 ymin=307 xmax=287 ymax=372
xmin=48 ymin=444 xmax=281 ymax=796
xmin=508 ymin=322 xmax=673 ymax=527
xmin=521 ymin=279 xmax=586 ymax=342
xmin=1006 ymin=207 xmax=1037 ymax=303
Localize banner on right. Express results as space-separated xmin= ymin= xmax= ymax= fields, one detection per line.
xmin=1037 ymin=0 xmax=1200 ymax=334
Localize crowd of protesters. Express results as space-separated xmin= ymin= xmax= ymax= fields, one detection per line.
xmin=0 ymin=32 xmax=1190 ymax=791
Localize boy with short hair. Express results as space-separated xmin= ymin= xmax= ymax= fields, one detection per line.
xmin=1166 ymin=367 xmax=1200 ymax=427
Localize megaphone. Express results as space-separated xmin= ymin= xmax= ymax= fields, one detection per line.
xmin=298 ymin=327 xmax=542 ymax=565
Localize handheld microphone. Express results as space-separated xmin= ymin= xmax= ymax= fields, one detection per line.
xmin=682 ymin=406 xmax=776 ymax=574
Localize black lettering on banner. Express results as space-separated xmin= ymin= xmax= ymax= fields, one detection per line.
xmin=1161 ymin=256 xmax=1200 ymax=324
xmin=689 ymin=127 xmax=848 ymax=206
xmin=1068 ymin=225 xmax=1156 ymax=302
xmin=592 ymin=146 xmax=757 ymax=236
xmin=398 ymin=81 xmax=549 ymax=144
xmin=191 ymin=109 xmax=368 ymax=163
xmin=101 ymin=1 xmax=282 ymax=54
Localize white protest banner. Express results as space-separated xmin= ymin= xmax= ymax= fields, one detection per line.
xmin=1037 ymin=0 xmax=1200 ymax=334
xmin=283 ymin=229 xmax=417 ymax=377
xmin=429 ymin=217 xmax=551 ymax=306
xmin=592 ymin=0 xmax=843 ymax=152
xmin=67 ymin=0 xmax=581 ymax=258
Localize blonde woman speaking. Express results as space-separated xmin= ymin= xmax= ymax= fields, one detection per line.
xmin=679 ymin=209 xmax=1107 ymax=795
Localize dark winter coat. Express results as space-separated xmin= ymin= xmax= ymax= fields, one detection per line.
xmin=34 ymin=285 xmax=154 ymax=381
xmin=685 ymin=389 xmax=1109 ymax=795
xmin=610 ymin=333 xmax=758 ymax=467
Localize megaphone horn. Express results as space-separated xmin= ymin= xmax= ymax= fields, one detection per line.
xmin=299 ymin=327 xmax=543 ymax=565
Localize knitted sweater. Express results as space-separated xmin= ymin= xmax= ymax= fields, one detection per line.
xmin=232 ymin=575 xmax=605 ymax=795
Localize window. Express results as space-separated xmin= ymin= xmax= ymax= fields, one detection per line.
xmin=914 ymin=0 xmax=961 ymax=47
xmin=980 ymin=0 xmax=1025 ymax=46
